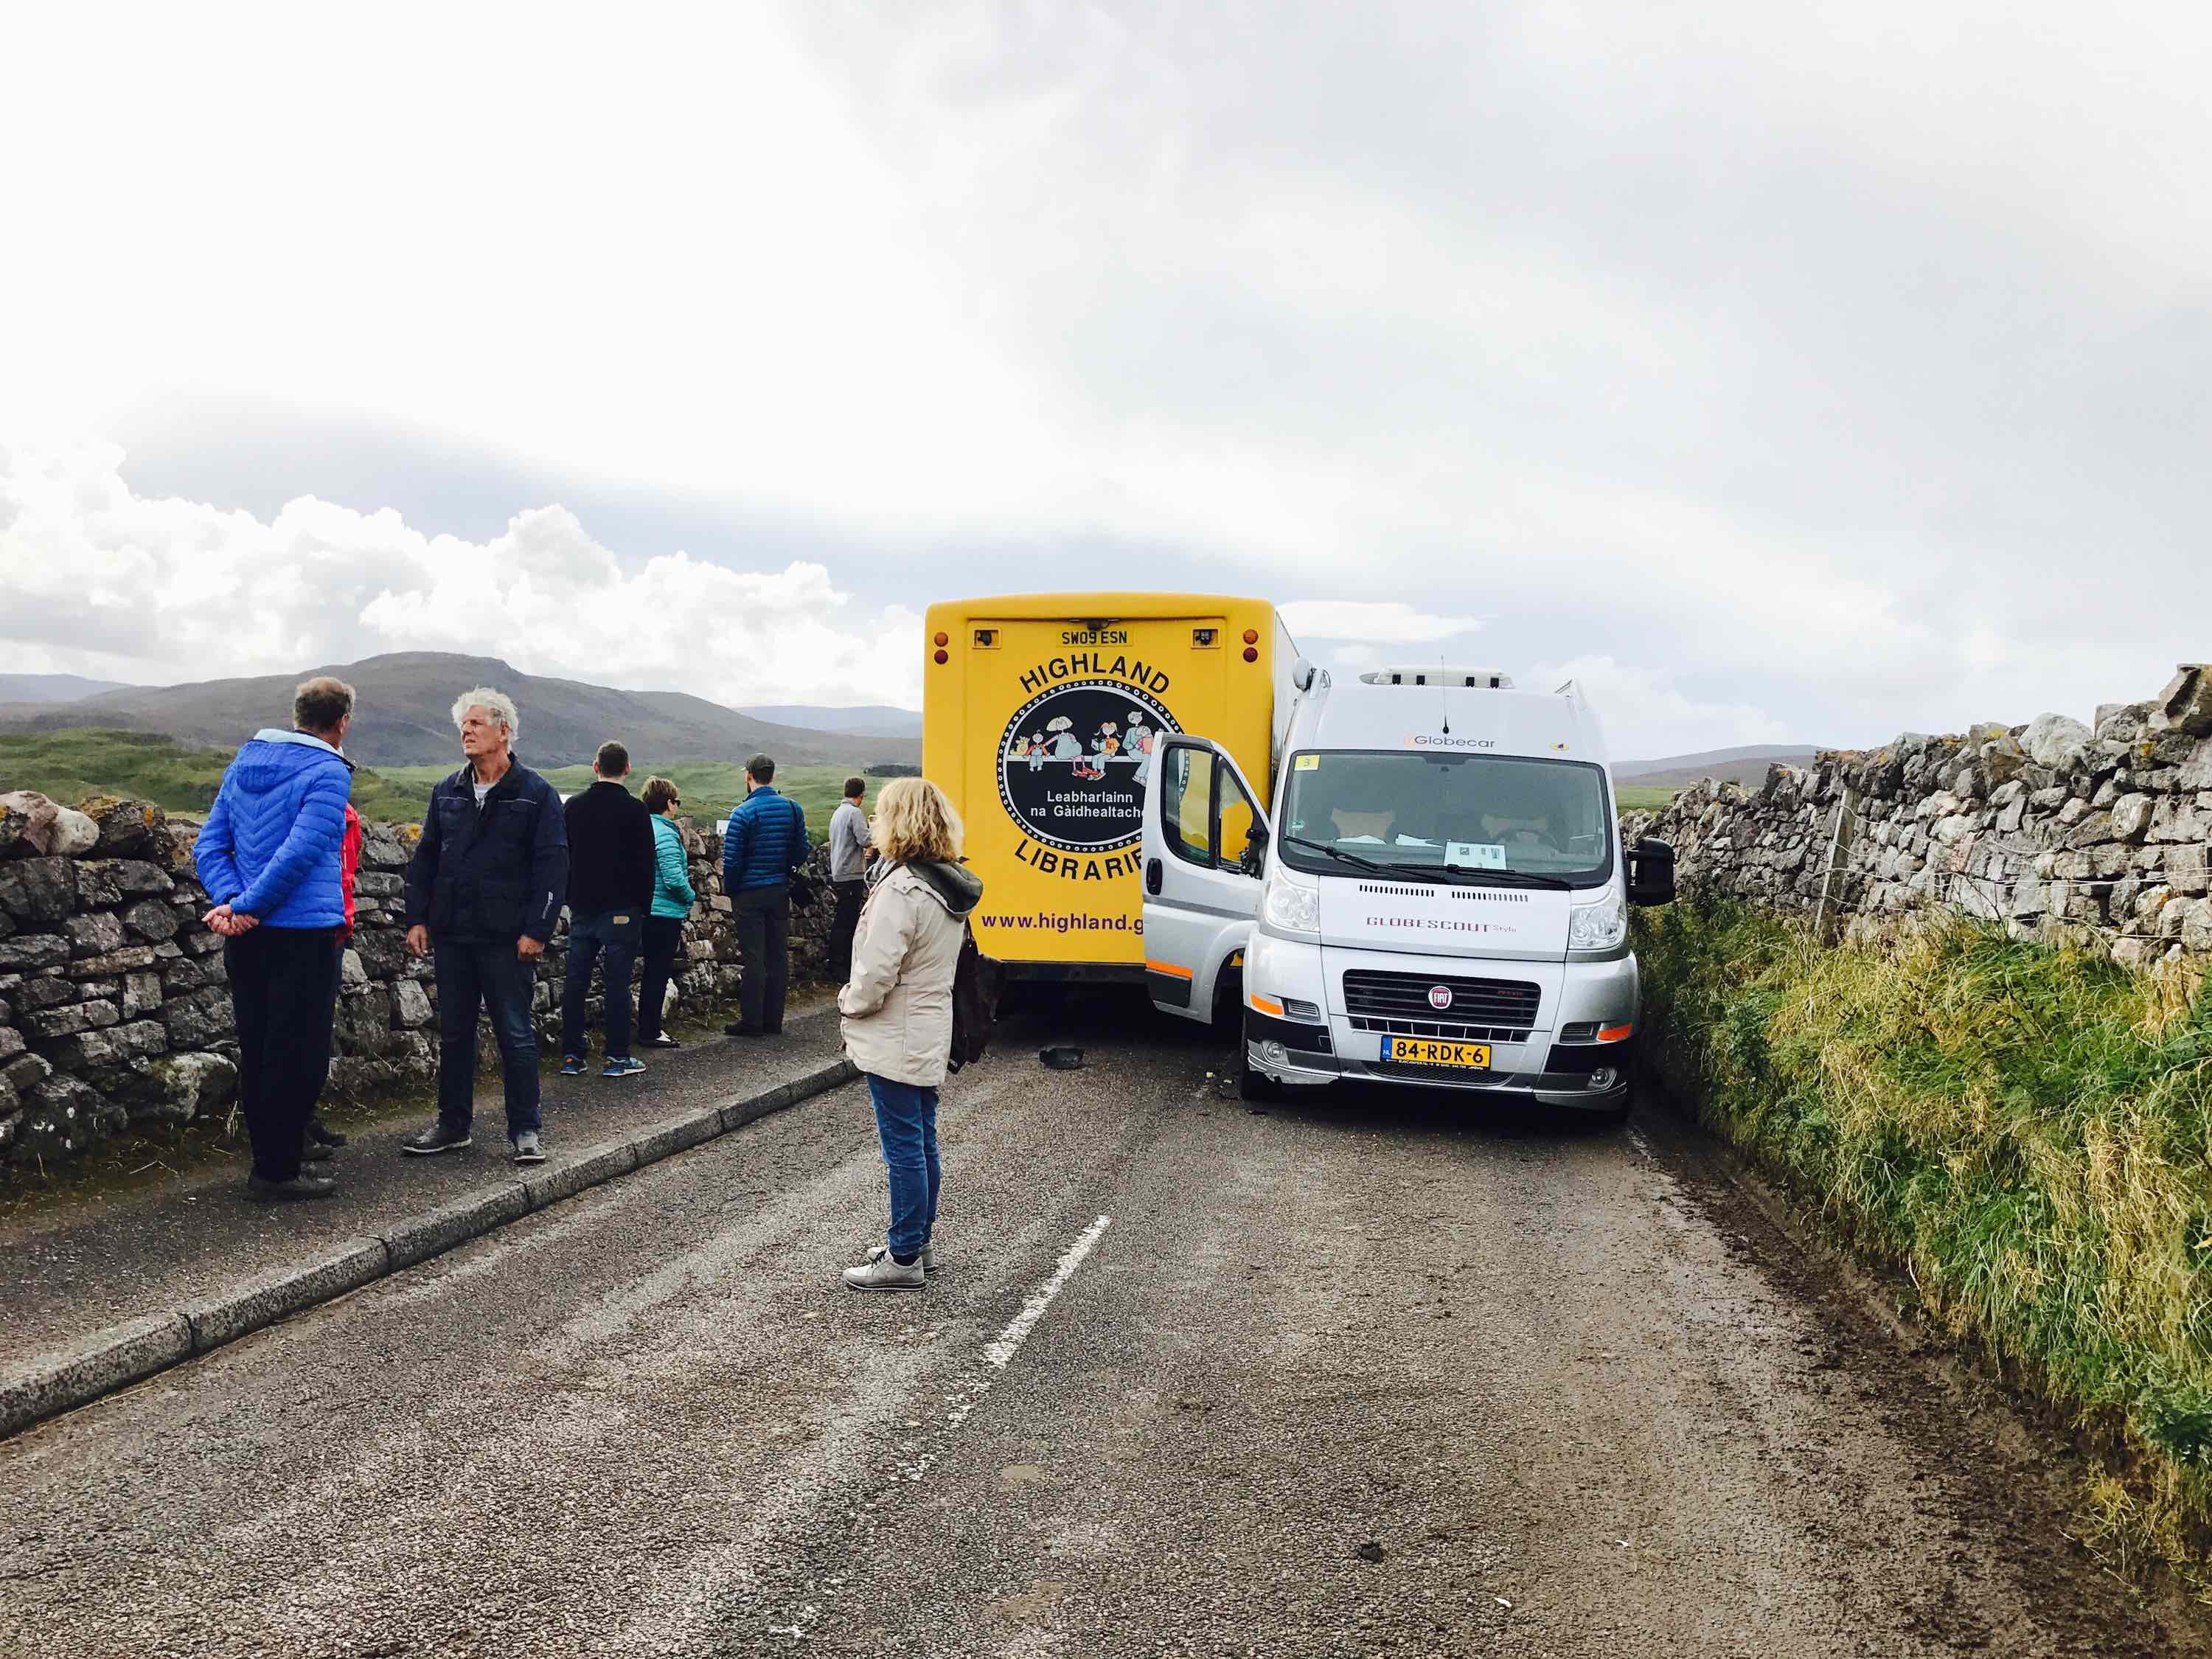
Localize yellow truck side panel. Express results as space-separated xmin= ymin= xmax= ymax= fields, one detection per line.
xmin=922 ymin=593 xmax=1279 ymax=972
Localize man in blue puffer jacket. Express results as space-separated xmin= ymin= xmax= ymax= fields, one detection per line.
xmin=194 ymin=676 xmax=358 ymax=1201
xmin=721 ymin=752 xmax=810 ymax=1038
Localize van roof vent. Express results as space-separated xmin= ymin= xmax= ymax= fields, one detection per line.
xmin=1357 ymin=666 xmax=1515 ymax=689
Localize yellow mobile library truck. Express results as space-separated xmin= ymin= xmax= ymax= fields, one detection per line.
xmin=922 ymin=593 xmax=1295 ymax=990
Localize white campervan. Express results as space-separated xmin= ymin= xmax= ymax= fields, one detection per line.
xmin=1137 ymin=663 xmax=1676 ymax=1110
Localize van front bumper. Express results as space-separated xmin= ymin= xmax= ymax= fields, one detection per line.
xmin=1244 ymin=1035 xmax=1632 ymax=1111
xmin=1242 ymin=936 xmax=1638 ymax=1110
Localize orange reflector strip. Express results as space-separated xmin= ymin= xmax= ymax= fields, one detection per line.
xmin=1248 ymin=993 xmax=1284 ymax=1018
xmin=1597 ymin=1023 xmax=1635 ymax=1043
xmin=1144 ymin=959 xmax=1194 ymax=979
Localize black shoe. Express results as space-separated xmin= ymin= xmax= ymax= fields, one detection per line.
xmin=299 ymin=1139 xmax=335 ymax=1164
xmin=249 ymin=1173 xmax=338 ymax=1201
xmin=646 ymin=1033 xmax=681 ymax=1049
xmin=401 ymin=1121 xmax=474 ymax=1156
xmin=306 ymin=1118 xmax=348 ymax=1148
xmin=724 ymin=1022 xmax=763 ymax=1038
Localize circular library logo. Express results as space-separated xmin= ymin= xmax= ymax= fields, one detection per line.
xmin=998 ymin=679 xmax=1180 ymax=853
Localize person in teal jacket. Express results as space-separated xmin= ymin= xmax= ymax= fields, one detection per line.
xmin=637 ymin=776 xmax=697 ymax=1048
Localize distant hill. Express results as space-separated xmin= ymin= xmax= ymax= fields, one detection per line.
xmin=740 ymin=703 xmax=923 ymax=739
xmin=0 ymin=653 xmax=920 ymax=771
xmin=1616 ymin=744 xmax=1824 ymax=790
xmin=0 ymin=672 xmax=135 ymax=704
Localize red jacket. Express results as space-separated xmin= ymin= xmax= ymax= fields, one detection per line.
xmin=339 ymin=804 xmax=363 ymax=941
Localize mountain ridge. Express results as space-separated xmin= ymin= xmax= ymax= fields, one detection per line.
xmin=0 ymin=672 xmax=136 ymax=705
xmin=1616 ymin=743 xmax=1825 ymax=790
xmin=0 ymin=652 xmax=919 ymax=771
xmin=740 ymin=703 xmax=922 ymax=739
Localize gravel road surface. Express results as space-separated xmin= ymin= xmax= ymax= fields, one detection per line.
xmin=1 ymin=1001 xmax=2195 ymax=1658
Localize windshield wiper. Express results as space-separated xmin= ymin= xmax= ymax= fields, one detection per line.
xmin=1283 ymin=838 xmax=1579 ymax=891
xmin=1435 ymin=866 xmax=1575 ymax=891
xmin=1280 ymin=835 xmax=1396 ymax=876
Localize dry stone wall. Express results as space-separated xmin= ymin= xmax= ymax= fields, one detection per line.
xmin=1624 ymin=663 xmax=2212 ymax=968
xmin=0 ymin=793 xmax=843 ymax=1173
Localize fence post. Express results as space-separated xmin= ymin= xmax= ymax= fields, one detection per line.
xmin=1812 ymin=785 xmax=1860 ymax=942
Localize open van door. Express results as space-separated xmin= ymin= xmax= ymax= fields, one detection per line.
xmin=1140 ymin=736 xmax=1268 ymax=1022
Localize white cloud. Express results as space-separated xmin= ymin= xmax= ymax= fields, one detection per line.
xmin=0 ymin=445 xmax=921 ymax=709
xmin=1279 ymin=600 xmax=1486 ymax=646
xmin=1528 ymin=655 xmax=1796 ymax=765
xmin=4 ymin=6 xmax=2211 ymax=758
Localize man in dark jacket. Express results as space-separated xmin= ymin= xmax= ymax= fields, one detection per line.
xmin=721 ymin=753 xmax=810 ymax=1038
xmin=193 ymin=676 xmax=358 ymax=1201
xmin=400 ymin=688 xmax=569 ymax=1164
xmin=560 ymin=740 xmax=655 ymax=1078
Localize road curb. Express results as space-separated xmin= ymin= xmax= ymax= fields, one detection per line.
xmin=0 ymin=1056 xmax=859 ymax=1441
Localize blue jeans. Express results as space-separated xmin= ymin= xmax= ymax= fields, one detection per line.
xmin=560 ymin=908 xmax=640 ymax=1060
xmin=867 ymin=1074 xmax=941 ymax=1260
xmin=434 ymin=940 xmax=541 ymax=1138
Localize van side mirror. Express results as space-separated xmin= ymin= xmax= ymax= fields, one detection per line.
xmin=1627 ymin=837 xmax=1676 ymax=907
xmin=1237 ymin=820 xmax=1270 ymax=878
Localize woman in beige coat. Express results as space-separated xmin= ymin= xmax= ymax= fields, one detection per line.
xmin=838 ymin=778 xmax=982 ymax=1291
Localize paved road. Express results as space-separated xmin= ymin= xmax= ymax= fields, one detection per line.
xmin=1 ymin=998 xmax=2194 ymax=1657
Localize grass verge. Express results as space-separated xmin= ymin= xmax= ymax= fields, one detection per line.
xmin=1635 ymin=894 xmax=2212 ymax=1583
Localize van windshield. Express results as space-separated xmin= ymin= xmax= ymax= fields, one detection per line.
xmin=1277 ymin=750 xmax=1614 ymax=887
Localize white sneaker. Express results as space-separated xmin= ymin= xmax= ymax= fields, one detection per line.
xmin=842 ymin=1253 xmax=925 ymax=1291
xmin=867 ymin=1242 xmax=935 ymax=1271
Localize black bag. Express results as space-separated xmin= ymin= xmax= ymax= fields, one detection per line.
xmin=947 ymin=922 xmax=993 ymax=1074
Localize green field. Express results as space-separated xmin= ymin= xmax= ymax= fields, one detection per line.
xmin=0 ymin=730 xmax=885 ymax=837
xmin=1615 ymin=785 xmax=1678 ymax=813
xmin=0 ymin=728 xmax=429 ymax=823
xmin=373 ymin=759 xmax=875 ymax=836
xmin=5 ymin=727 xmax=1678 ymax=841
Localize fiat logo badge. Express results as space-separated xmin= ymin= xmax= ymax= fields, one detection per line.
xmin=1428 ymin=985 xmax=1453 ymax=1011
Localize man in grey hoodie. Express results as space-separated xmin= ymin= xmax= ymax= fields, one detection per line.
xmin=826 ymin=776 xmax=872 ymax=981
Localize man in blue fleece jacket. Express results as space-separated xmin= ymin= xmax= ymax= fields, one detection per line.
xmin=193 ymin=676 xmax=358 ymax=1201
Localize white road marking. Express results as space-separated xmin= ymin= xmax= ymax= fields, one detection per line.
xmin=984 ymin=1213 xmax=1112 ymax=1368
xmin=771 ymin=1214 xmax=1116 ymax=1641
xmin=894 ymin=1214 xmax=1113 ymax=1491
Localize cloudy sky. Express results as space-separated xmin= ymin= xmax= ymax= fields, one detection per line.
xmin=2 ymin=3 xmax=2205 ymax=760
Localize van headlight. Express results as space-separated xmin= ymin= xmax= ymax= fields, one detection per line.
xmin=1568 ymin=893 xmax=1627 ymax=951
xmin=1262 ymin=874 xmax=1321 ymax=934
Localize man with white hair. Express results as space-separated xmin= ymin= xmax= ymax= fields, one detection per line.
xmin=400 ymin=688 xmax=569 ymax=1164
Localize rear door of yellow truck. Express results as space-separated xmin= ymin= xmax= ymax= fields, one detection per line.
xmin=922 ymin=594 xmax=1279 ymax=981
